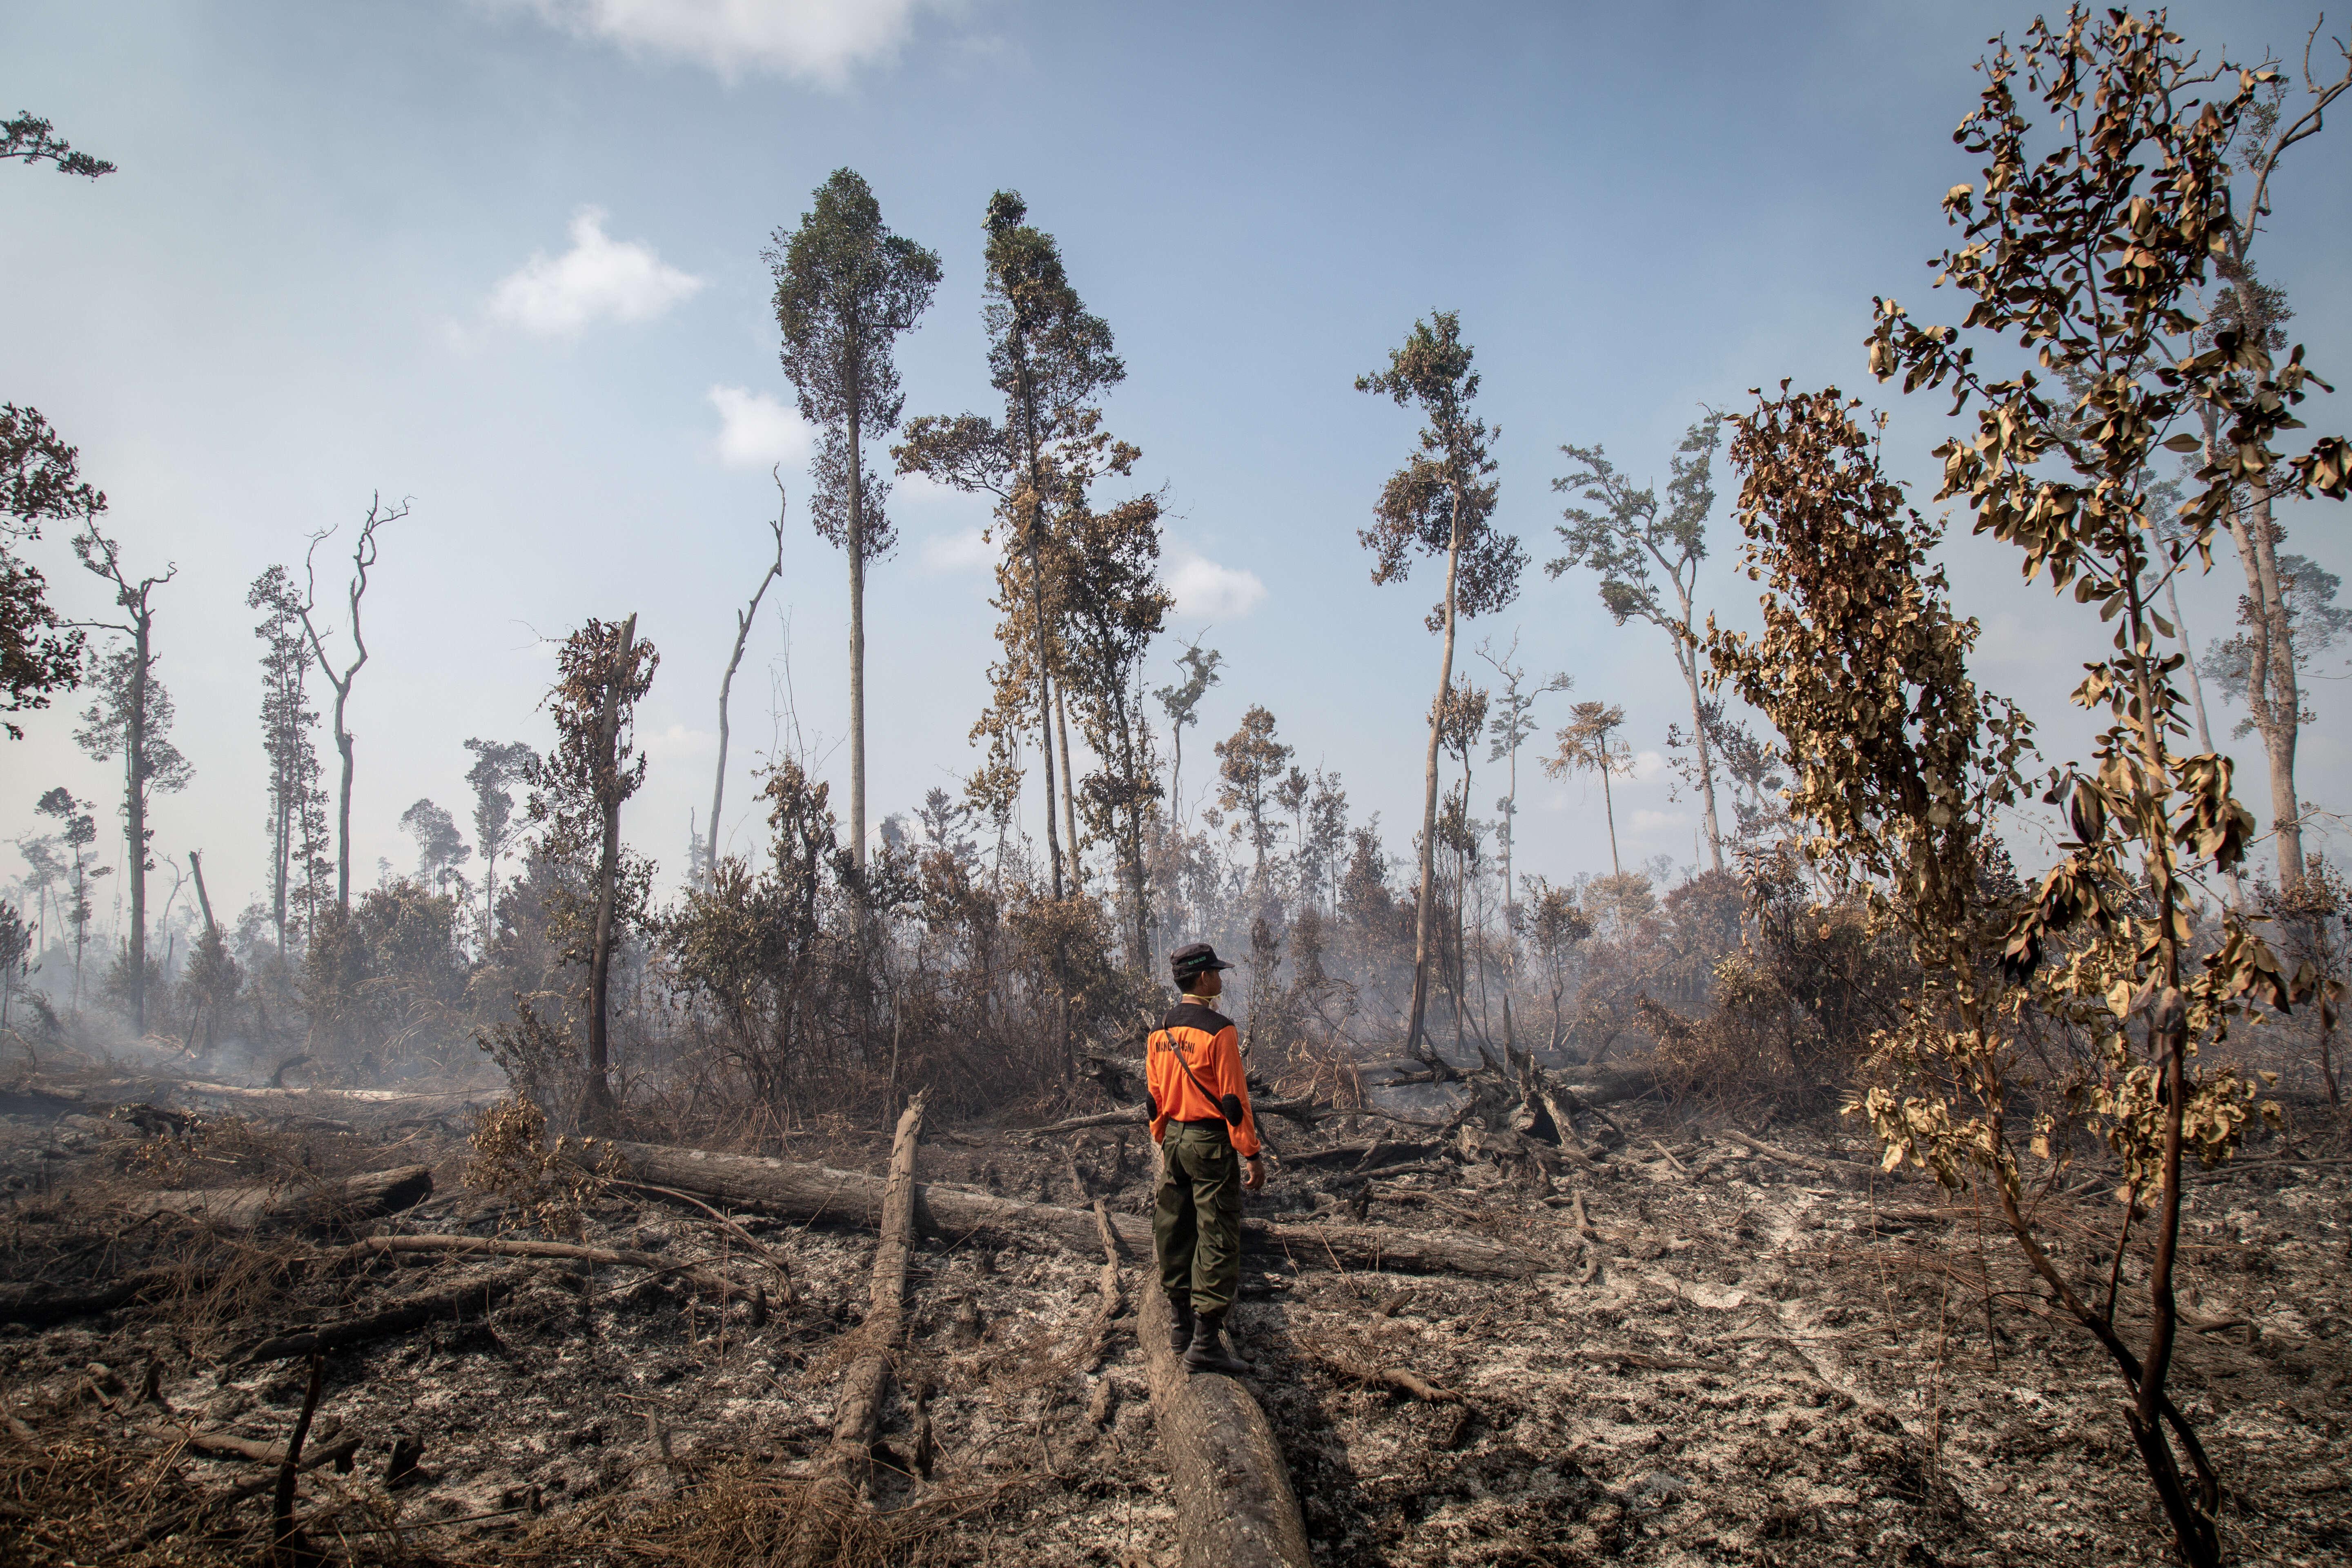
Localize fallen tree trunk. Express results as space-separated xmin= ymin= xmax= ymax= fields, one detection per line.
xmin=346 ymin=1234 xmax=755 ymax=1312
xmin=230 ymin=1268 xmax=530 ymax=1365
xmin=1021 ymin=1095 xmax=1324 ymax=1138
xmin=823 ymin=1090 xmax=924 ymax=1497
xmin=0 ymin=1263 xmax=218 ymax=1326
xmin=1138 ymin=1286 xmax=1312 ymax=1568
xmin=125 ymin=1165 xmax=434 ymax=1234
xmin=1083 ymin=1198 xmax=1124 ymax=1376
xmin=609 ymin=1141 xmax=1548 ymax=1279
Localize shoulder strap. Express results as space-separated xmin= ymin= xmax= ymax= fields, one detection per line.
xmin=1165 ymin=1020 xmax=1244 ymax=1129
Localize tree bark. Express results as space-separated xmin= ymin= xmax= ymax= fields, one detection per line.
xmin=1599 ymin=765 xmax=1621 ymax=876
xmin=124 ymin=1163 xmax=433 ymax=1234
xmin=1055 ymin=679 xmax=1081 ymax=878
xmin=1137 ymin=1285 xmax=1312 ymax=1568
xmin=848 ymin=405 xmax=869 ymax=873
xmin=812 ymin=1090 xmax=925 ymax=1525
xmin=1673 ymin=626 xmax=1725 ymax=872
xmin=582 ymin=614 xmax=637 ymax=1133
xmin=609 ymin=1140 xmax=1548 ymax=1278
xmin=2247 ymin=481 xmax=2304 ymax=889
xmin=124 ymin=613 xmax=149 ymax=1031
xmin=1406 ymin=492 xmax=1464 ymax=1064
xmin=712 ymin=493 xmax=785 ymax=886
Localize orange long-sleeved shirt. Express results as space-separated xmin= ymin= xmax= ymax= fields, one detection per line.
xmin=1145 ymin=998 xmax=1260 ymax=1158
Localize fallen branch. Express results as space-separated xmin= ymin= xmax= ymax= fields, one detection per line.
xmin=1083 ymin=1197 xmax=1124 ymax=1377
xmin=1138 ymin=1287 xmax=1312 ymax=1568
xmin=808 ymin=1088 xmax=927 ymax=1535
xmin=609 ymin=1178 xmax=798 ymax=1305
xmin=610 ymin=1140 xmax=1549 ymax=1279
xmin=183 ymin=1429 xmax=364 ymax=1470
xmin=1721 ymin=1129 xmax=1866 ymax=1179
xmin=1376 ymin=1368 xmax=1459 ymax=1402
xmin=344 ymin=1234 xmax=753 ymax=1310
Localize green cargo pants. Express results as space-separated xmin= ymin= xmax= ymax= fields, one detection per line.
xmin=1154 ymin=1120 xmax=1243 ymax=1314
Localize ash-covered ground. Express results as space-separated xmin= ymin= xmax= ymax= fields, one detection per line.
xmin=0 ymin=1073 xmax=2346 ymax=1567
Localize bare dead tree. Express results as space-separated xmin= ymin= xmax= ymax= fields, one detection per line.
xmin=296 ymin=495 xmax=404 ymax=911
xmin=708 ymin=475 xmax=786 ymax=886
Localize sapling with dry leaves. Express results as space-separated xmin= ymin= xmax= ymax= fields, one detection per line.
xmin=1720 ymin=11 xmax=2352 ymax=1562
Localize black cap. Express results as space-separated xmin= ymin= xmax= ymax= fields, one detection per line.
xmin=1170 ymin=942 xmax=1233 ymax=982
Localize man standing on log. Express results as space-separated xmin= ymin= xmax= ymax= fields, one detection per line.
xmin=1149 ymin=942 xmax=1263 ymax=1376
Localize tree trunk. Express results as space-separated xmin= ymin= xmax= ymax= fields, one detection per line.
xmin=610 ymin=1141 xmax=1548 ymax=1277
xmin=332 ymin=685 xmax=354 ymax=911
xmin=1406 ymin=493 xmax=1464 ymax=1063
xmin=1138 ymin=1285 xmax=1313 ymax=1568
xmin=2247 ymin=480 xmax=2304 ymax=889
xmin=1117 ymin=705 xmax=1152 ymax=969
xmin=127 ymin=615 xmax=149 ymax=1033
xmin=712 ymin=498 xmax=782 ymax=888
xmin=1027 ymin=520 xmax=1064 ymax=898
xmin=1600 ymin=765 xmax=1621 ymax=877
xmin=1055 ymin=679 xmax=1081 ymax=880
xmin=125 ymin=1164 xmax=434 ymax=1234
xmin=1675 ymin=630 xmax=1725 ymax=872
xmin=848 ymin=403 xmax=869 ymax=873
xmin=582 ymin=614 xmax=637 ymax=1134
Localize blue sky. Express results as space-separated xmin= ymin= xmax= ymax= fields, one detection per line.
xmin=6 ymin=0 xmax=2350 ymax=929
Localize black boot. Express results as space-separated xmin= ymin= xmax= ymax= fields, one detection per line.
xmin=1183 ymin=1306 xmax=1254 ymax=1376
xmin=1166 ymin=1291 xmax=1194 ymax=1354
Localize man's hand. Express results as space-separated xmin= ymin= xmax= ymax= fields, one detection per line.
xmin=1244 ymin=1154 xmax=1265 ymax=1192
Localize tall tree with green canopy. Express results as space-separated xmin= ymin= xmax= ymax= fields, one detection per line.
xmin=898 ymin=190 xmax=1129 ymax=900
xmin=1547 ymin=701 xmax=1632 ymax=878
xmin=768 ymin=170 xmax=941 ymax=870
xmin=70 ymin=520 xmax=187 ymax=1034
xmin=1550 ymin=414 xmax=1728 ymax=870
xmin=465 ymin=737 xmax=537 ymax=942
xmin=524 ymin=615 xmax=657 ymax=1132
xmin=1215 ymin=704 xmax=1293 ymax=882
xmin=1477 ymin=632 xmax=1569 ymax=1057
xmin=34 ymin=787 xmax=104 ymax=1011
xmin=1356 ymin=311 xmax=1525 ymax=1063
xmin=1061 ymin=490 xmax=1171 ymax=964
xmin=1154 ymin=637 xmax=1223 ymax=827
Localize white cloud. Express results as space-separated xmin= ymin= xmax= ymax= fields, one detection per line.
xmin=1166 ymin=549 xmax=1266 ymax=620
xmin=487 ymin=207 xmax=704 ymax=336
xmin=707 ymin=385 xmax=813 ymax=469
xmin=1630 ymin=808 xmax=1686 ymax=832
xmin=920 ymin=526 xmax=994 ymax=573
xmin=505 ymin=0 xmax=945 ymax=86
xmin=1630 ymin=749 xmax=1668 ymax=783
